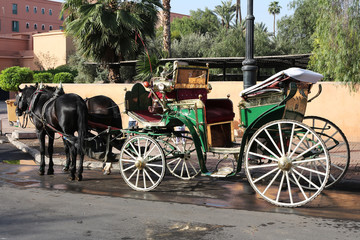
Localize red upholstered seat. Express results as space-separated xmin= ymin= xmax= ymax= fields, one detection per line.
xmin=133 ymin=110 xmax=162 ymax=122
xmin=205 ymin=99 xmax=235 ymax=124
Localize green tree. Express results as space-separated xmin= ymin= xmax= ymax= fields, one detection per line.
xmin=310 ymin=0 xmax=360 ymax=87
xmin=214 ymin=0 xmax=236 ymax=29
xmin=62 ymin=0 xmax=162 ymax=83
xmin=276 ymin=0 xmax=320 ymax=54
xmin=53 ymin=72 xmax=74 ymax=83
xmin=268 ymin=1 xmax=282 ymax=36
xmin=235 ymin=0 xmax=241 ymax=26
xmin=33 ymin=72 xmax=53 ymax=83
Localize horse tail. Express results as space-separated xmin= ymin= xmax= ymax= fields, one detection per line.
xmin=77 ymin=101 xmax=88 ymax=154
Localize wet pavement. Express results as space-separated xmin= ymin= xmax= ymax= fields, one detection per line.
xmin=1 ymin=161 xmax=360 ymax=222
xmin=1 ymin=101 xmax=360 ymax=222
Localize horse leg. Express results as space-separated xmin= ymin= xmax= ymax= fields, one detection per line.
xmin=62 ymin=138 xmax=70 ymax=172
xmin=77 ymin=150 xmax=84 ymax=181
xmin=47 ymin=132 xmax=55 ymax=175
xmin=67 ymin=142 xmax=77 ymax=181
xmin=38 ymin=130 xmax=46 ymax=175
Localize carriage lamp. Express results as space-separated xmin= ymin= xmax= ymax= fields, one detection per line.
xmin=143 ymin=81 xmax=150 ymax=88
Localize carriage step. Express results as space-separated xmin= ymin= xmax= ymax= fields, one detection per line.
xmin=208 ymin=167 xmax=234 ymax=178
xmin=11 ymin=130 xmax=37 ymax=139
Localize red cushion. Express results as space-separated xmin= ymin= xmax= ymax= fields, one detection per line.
xmin=133 ymin=110 xmax=162 ymax=122
xmin=205 ymin=99 xmax=235 ymax=124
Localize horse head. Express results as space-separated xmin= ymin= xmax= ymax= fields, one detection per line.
xmin=15 ymin=85 xmax=37 ymax=117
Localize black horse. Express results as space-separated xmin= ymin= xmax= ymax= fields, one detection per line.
xmin=85 ymin=95 xmax=124 ymax=174
xmin=15 ymin=84 xmax=88 ymax=181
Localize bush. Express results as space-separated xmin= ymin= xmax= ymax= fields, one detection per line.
xmin=33 ymin=72 xmax=53 ymax=83
xmin=49 ymin=64 xmax=78 ymax=77
xmin=53 ymin=72 xmax=74 ymax=83
xmin=0 ymin=66 xmax=33 ymax=91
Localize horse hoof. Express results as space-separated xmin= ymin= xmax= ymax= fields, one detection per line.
xmin=76 ymin=175 xmax=83 ymax=181
xmin=47 ymin=170 xmax=54 ymax=175
xmin=103 ymin=169 xmax=111 ymax=175
xmin=39 ymin=171 xmax=45 ymax=176
xmin=68 ymin=175 xmax=75 ymax=181
xmin=62 ymin=167 xmax=69 ymax=172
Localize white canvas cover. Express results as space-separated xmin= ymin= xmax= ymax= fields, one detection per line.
xmin=240 ymin=68 xmax=323 ymax=97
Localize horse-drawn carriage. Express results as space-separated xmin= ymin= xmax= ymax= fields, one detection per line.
xmin=15 ymin=62 xmax=350 ymax=208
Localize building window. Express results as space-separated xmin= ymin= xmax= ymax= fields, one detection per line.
xmin=12 ymin=21 xmax=19 ymax=32
xmin=26 ymin=5 xmax=29 ymax=12
xmin=12 ymin=4 xmax=18 ymax=14
xmin=26 ymin=22 xmax=30 ymax=29
xmin=34 ymin=24 xmax=37 ymax=30
xmin=34 ymin=7 xmax=37 ymax=13
xmin=49 ymin=9 xmax=52 ymax=16
xmin=42 ymin=24 xmax=45 ymax=30
xmin=49 ymin=25 xmax=53 ymax=30
xmin=41 ymin=8 xmax=45 ymax=14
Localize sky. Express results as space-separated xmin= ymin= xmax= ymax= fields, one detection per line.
xmin=54 ymin=0 xmax=293 ymax=31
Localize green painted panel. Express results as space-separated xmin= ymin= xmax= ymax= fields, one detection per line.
xmin=240 ymin=104 xmax=279 ymax=128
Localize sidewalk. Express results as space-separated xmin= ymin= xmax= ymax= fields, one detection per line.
xmin=1 ymin=101 xmax=359 ymax=184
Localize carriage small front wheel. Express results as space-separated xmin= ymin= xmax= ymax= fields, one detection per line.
xmin=245 ymin=120 xmax=330 ymax=207
xmin=119 ymin=135 xmax=166 ymax=191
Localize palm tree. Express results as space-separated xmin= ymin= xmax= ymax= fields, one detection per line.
xmin=214 ymin=0 xmax=236 ymax=29
xmin=162 ymin=0 xmax=171 ymax=57
xmin=235 ymin=0 xmax=241 ymax=26
xmin=62 ymin=0 xmax=162 ymax=83
xmin=268 ymin=1 xmax=281 ymax=36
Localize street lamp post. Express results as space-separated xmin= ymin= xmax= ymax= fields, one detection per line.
xmin=242 ymin=0 xmax=258 ymax=89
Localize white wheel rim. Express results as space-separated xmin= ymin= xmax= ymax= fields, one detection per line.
xmin=245 ymin=120 xmax=330 ymax=207
xmin=303 ymin=116 xmax=350 ymax=189
xmin=120 ymin=135 xmax=165 ymax=191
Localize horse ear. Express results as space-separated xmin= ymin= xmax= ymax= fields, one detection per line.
xmin=39 ymin=82 xmax=44 ymax=89
xmin=58 ymin=82 xmax=63 ymax=90
xmin=35 ymin=82 xmax=38 ymax=88
xmin=18 ymin=85 xmax=22 ymax=92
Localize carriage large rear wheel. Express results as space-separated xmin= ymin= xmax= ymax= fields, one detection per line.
xmin=245 ymin=120 xmax=330 ymax=207
xmin=119 ymin=135 xmax=165 ymax=191
xmin=303 ymin=116 xmax=350 ymax=188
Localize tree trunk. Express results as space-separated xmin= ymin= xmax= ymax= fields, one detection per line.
xmin=273 ymin=14 xmax=276 ymax=36
xmin=163 ymin=0 xmax=171 ymax=57
xmin=236 ymin=0 xmax=241 ymax=26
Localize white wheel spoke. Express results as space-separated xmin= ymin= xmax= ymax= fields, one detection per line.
xmin=253 ymin=167 xmax=279 ymax=184
xmin=147 ymin=154 xmax=162 ymax=162
xmin=255 ymin=139 xmax=280 ymax=159
xmin=264 ymin=129 xmax=283 ymax=157
xmin=123 ymin=164 xmax=136 ymax=172
xmin=144 ymin=169 xmax=155 ymax=185
xmin=291 ymin=171 xmax=308 ymax=200
xmin=168 ymin=157 xmax=180 ymax=165
xmin=331 ymin=162 xmax=346 ymax=171
xmin=146 ymin=163 xmax=164 ymax=168
xmin=287 ymin=124 xmax=295 ymax=156
xmin=285 ymin=172 xmax=293 ymax=204
xmin=276 ymin=173 xmax=285 ymax=202
xmin=147 ymin=166 xmax=161 ymax=178
xmin=292 ymin=168 xmax=320 ymax=190
xmin=293 ymin=157 xmax=328 ymax=165
xmin=262 ymin=169 xmax=282 ymax=194
xmin=292 ymin=141 xmax=322 ymax=161
xmin=143 ymin=170 xmax=146 ymax=189
xmin=123 ymin=149 xmax=137 ymax=161
xmin=127 ymin=168 xmax=138 ymax=182
xmin=289 ymin=130 xmax=310 ymax=158
xmin=129 ymin=142 xmax=139 ymax=157
xmin=184 ymin=161 xmax=190 ymax=178
xmin=248 ymin=151 xmax=278 ymax=162
xmin=278 ymin=123 xmax=285 ymax=156
xmin=295 ymin=165 xmax=327 ymax=176
xmin=143 ymin=145 xmax=157 ymax=159
xmin=248 ymin=163 xmax=279 ymax=169
xmin=135 ymin=169 xmax=140 ymax=187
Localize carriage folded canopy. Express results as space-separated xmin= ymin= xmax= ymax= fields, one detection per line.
xmin=240 ymin=67 xmax=324 ymax=98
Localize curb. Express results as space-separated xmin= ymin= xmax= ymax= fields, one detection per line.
xmin=6 ymin=134 xmax=120 ymax=171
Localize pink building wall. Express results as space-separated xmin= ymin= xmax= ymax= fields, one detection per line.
xmin=0 ymin=0 xmax=63 ymax=35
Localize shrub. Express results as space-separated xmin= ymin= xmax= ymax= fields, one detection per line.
xmin=53 ymin=72 xmax=74 ymax=83
xmin=0 ymin=66 xmax=33 ymax=91
xmin=49 ymin=64 xmax=78 ymax=77
xmin=33 ymin=72 xmax=53 ymax=83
